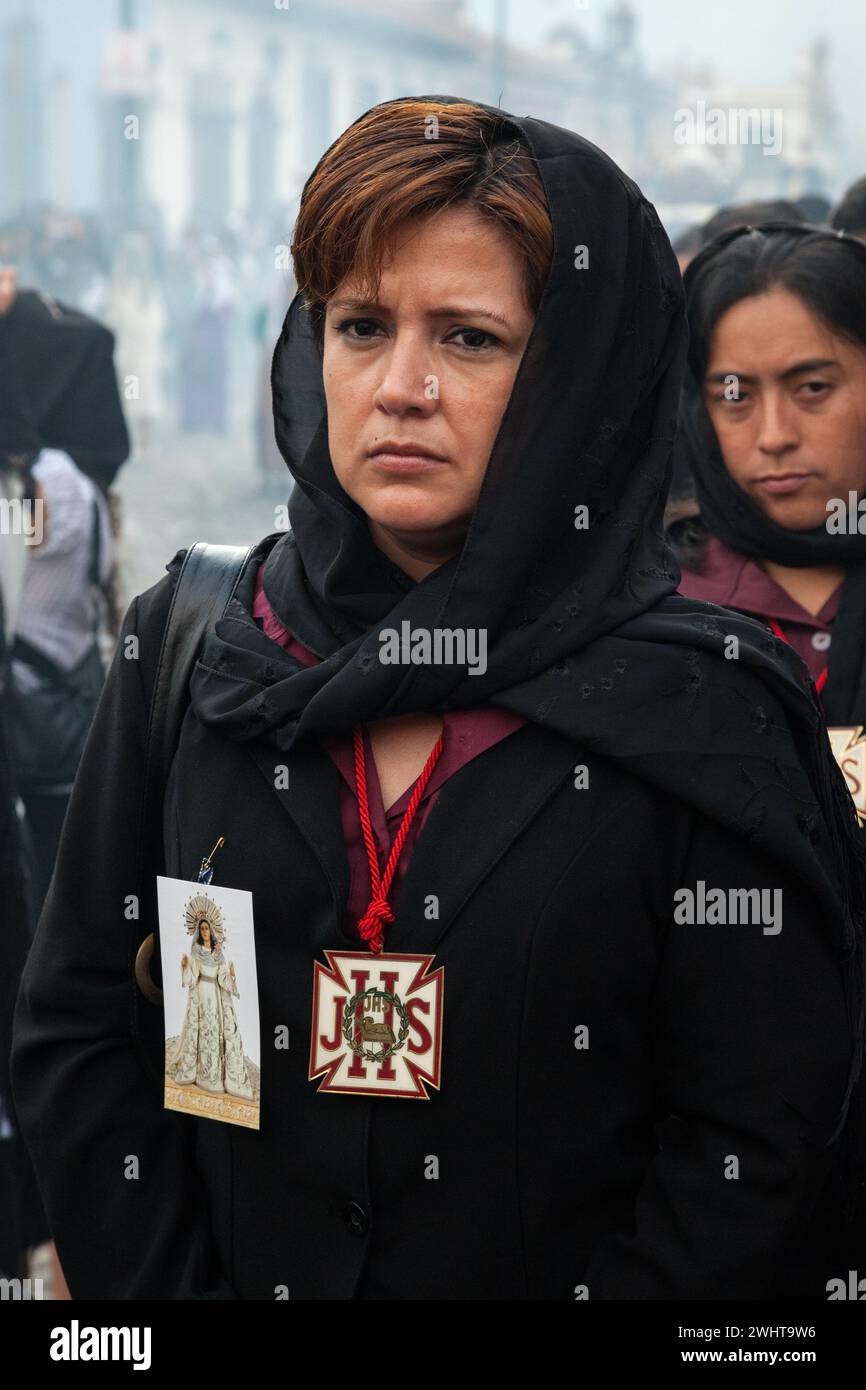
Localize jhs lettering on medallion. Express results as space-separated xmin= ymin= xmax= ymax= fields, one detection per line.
xmin=827 ymin=727 xmax=866 ymax=825
xmin=309 ymin=951 xmax=444 ymax=1098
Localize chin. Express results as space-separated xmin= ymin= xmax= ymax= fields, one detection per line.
xmin=366 ymin=499 xmax=465 ymax=536
xmin=761 ymin=503 xmax=829 ymax=532
xmin=375 ymin=520 xmax=463 ymax=548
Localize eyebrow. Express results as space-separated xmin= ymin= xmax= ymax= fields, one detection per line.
xmin=327 ymin=297 xmax=512 ymax=329
xmin=704 ymin=358 xmax=841 ymax=385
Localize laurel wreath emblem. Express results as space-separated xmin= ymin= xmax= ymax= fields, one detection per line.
xmin=343 ymin=987 xmax=410 ymax=1061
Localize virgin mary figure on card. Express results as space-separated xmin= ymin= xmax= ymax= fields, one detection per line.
xmin=166 ymin=892 xmax=254 ymax=1100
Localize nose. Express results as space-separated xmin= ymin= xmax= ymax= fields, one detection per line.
xmin=756 ymin=390 xmax=799 ymax=457
xmin=373 ymin=330 xmax=438 ymax=418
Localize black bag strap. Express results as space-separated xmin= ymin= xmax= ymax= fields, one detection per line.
xmin=134 ymin=541 xmax=255 ymax=1020
xmin=11 ymin=633 xmax=66 ymax=684
xmin=87 ymin=491 xmax=101 ymax=587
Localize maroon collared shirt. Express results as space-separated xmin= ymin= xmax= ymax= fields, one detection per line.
xmin=677 ymin=535 xmax=839 ymax=684
xmin=252 ymin=561 xmax=525 ymax=937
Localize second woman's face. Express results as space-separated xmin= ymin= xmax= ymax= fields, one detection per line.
xmin=702 ymin=287 xmax=866 ymax=531
xmin=321 ymin=205 xmax=536 ymax=578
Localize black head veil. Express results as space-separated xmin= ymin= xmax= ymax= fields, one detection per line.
xmin=188 ymin=97 xmax=866 ymax=1164
xmin=676 ymin=222 xmax=866 ymax=728
xmin=0 ymin=289 xmax=130 ymax=490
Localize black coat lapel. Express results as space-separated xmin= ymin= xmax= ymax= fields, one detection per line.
xmin=244 ymin=722 xmax=575 ymax=955
xmin=387 ymin=722 xmax=575 ymax=953
xmin=244 ymin=735 xmax=351 ymax=951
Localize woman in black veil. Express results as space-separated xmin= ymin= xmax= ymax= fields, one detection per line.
xmin=671 ymin=223 xmax=866 ymax=812
xmin=10 ymin=97 xmax=866 ymax=1300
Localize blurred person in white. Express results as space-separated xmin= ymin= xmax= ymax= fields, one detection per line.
xmin=0 ymin=264 xmax=61 ymax=1297
xmin=6 ymin=448 xmax=115 ymax=914
xmin=0 ymin=268 xmax=120 ymax=918
xmin=1 ymin=263 xmax=125 ymax=1299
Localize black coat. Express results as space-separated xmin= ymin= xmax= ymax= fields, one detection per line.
xmin=9 ymin=559 xmax=855 ymax=1300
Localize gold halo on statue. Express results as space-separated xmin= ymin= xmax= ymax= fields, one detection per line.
xmin=184 ymin=891 xmax=225 ymax=945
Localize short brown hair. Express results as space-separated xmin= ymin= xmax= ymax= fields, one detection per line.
xmin=291 ymin=98 xmax=553 ymax=347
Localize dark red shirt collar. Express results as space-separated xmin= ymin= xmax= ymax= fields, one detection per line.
xmin=678 ymin=535 xmax=841 ymax=630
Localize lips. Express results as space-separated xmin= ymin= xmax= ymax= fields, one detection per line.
xmin=368 ymin=443 xmax=449 ymax=470
xmin=754 ymin=473 xmax=814 ymax=496
xmin=370 ymin=443 xmax=447 ymax=458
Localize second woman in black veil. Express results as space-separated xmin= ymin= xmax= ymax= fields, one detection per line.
xmin=672 ymin=223 xmax=866 ymax=801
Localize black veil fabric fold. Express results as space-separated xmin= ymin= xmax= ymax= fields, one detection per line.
xmin=187 ymin=97 xmax=866 ymax=1169
xmin=676 ymin=222 xmax=866 ymax=728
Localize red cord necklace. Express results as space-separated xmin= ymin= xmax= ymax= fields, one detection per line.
xmin=352 ymin=723 xmax=444 ymax=954
xmin=307 ymin=724 xmax=448 ymax=1099
xmin=767 ymin=618 xmax=828 ymax=695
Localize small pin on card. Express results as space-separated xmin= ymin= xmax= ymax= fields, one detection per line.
xmin=157 ymin=867 xmax=261 ymax=1130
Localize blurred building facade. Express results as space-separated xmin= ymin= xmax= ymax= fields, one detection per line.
xmin=0 ymin=0 xmax=845 ymax=243
xmin=98 ymin=0 xmax=668 ymax=241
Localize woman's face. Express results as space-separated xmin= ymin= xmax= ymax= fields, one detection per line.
xmin=702 ymin=287 xmax=866 ymax=531
xmin=200 ymin=921 xmax=211 ymax=946
xmin=321 ymin=205 xmax=536 ymax=579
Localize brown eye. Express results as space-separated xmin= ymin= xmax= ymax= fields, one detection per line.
xmin=447 ymin=327 xmax=498 ymax=351
xmin=335 ymin=318 xmax=383 ymax=340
